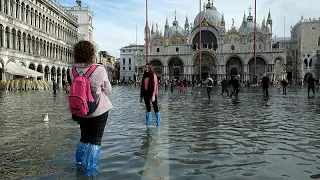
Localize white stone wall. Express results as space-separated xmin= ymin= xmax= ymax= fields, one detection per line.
xmin=291 ymin=19 xmax=320 ymax=81
xmin=0 ymin=0 xmax=85 ymax=86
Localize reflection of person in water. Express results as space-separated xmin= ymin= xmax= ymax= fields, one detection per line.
xmin=135 ymin=127 xmax=163 ymax=178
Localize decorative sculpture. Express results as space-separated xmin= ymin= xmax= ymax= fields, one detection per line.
xmin=76 ymin=0 xmax=82 ymax=7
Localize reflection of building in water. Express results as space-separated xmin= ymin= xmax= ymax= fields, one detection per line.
xmin=132 ymin=0 xmax=286 ymax=82
xmin=0 ymin=0 xmax=103 ymax=86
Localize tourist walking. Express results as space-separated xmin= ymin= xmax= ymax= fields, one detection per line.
xmin=140 ymin=63 xmax=161 ymax=126
xmin=261 ymin=74 xmax=270 ymax=96
xmin=204 ymin=75 xmax=213 ymax=100
xmin=68 ymin=40 xmax=112 ymax=176
xmin=281 ymin=79 xmax=288 ymax=94
xmin=307 ymin=75 xmax=316 ymax=97
xmin=52 ymin=79 xmax=58 ymax=94
xmin=221 ymin=78 xmax=229 ymax=96
xmin=65 ymin=82 xmax=70 ymax=94
xmin=229 ymin=75 xmax=241 ymax=98
xmin=179 ymin=80 xmax=185 ymax=93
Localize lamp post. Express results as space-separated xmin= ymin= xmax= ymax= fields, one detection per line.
xmin=199 ymin=0 xmax=202 ymax=81
xmin=253 ymin=0 xmax=257 ymax=84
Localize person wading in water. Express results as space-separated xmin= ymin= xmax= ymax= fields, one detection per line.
xmin=140 ymin=63 xmax=161 ymax=126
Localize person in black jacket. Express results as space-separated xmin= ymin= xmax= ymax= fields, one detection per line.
xmin=230 ymin=75 xmax=240 ymax=97
xmin=307 ymin=76 xmax=316 ymax=97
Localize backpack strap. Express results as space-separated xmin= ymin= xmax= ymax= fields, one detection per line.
xmin=83 ymin=65 xmax=98 ymax=79
xmin=72 ymin=67 xmax=79 ymax=78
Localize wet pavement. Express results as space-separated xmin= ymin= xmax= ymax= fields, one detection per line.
xmin=0 ymin=85 xmax=319 ymax=180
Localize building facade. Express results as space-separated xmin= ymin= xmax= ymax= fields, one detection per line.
xmin=119 ymin=44 xmax=145 ymax=81
xmin=136 ymin=0 xmax=286 ymax=83
xmin=289 ymin=15 xmax=320 ymax=83
xmin=0 ymin=0 xmax=101 ymax=87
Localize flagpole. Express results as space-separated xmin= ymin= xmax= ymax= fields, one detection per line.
xmin=145 ymin=0 xmax=149 ymax=64
xmin=199 ymin=0 xmax=202 ymax=81
xmin=253 ymin=0 xmax=257 ymax=84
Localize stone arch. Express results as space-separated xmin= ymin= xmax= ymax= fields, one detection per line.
xmin=226 ymin=56 xmax=243 ymax=80
xmin=51 ymin=66 xmax=56 ymax=80
xmin=5 ymin=26 xmax=11 ymax=48
xmin=168 ymin=57 xmax=184 ymax=80
xmin=304 ymin=58 xmax=308 ymax=67
xmin=17 ymin=30 xmax=21 ymax=51
xmin=248 ymin=56 xmax=267 ymax=82
xmin=0 ymin=57 xmax=4 ymax=80
xmin=149 ymin=59 xmax=163 ymax=80
xmin=192 ymin=51 xmax=216 ymax=80
xmin=304 ymin=72 xmax=313 ymax=82
xmin=273 ymin=56 xmax=285 ymax=65
xmin=192 ymin=30 xmax=218 ymax=50
xmin=29 ymin=63 xmax=36 ymax=70
xmin=57 ymin=67 xmax=61 ymax=85
xmin=44 ymin=65 xmax=50 ymax=81
xmin=309 ymin=58 xmax=313 ymax=67
xmin=37 ymin=64 xmax=43 ymax=73
xmin=0 ymin=24 xmax=3 ymax=47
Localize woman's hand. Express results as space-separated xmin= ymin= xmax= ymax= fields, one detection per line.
xmin=151 ymin=95 xmax=155 ymax=102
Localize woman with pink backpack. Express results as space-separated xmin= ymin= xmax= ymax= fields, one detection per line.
xmin=68 ymin=40 xmax=112 ymax=176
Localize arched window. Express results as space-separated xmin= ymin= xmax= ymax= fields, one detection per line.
xmin=156 ymin=48 xmax=160 ymax=52
xmin=231 ymin=45 xmax=235 ymax=51
xmin=309 ymin=58 xmax=312 ymax=67
xmin=318 ymin=37 xmax=320 ymax=46
xmin=304 ymin=59 xmax=308 ymax=67
xmin=176 ymin=47 xmax=179 ymax=52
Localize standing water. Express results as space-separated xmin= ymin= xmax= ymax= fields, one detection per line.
xmin=0 ymin=86 xmax=319 ymax=180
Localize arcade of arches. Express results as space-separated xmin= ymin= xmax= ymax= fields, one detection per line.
xmin=140 ymin=55 xmax=286 ymax=83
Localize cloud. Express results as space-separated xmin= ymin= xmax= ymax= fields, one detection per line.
xmin=57 ymin=0 xmax=320 ymax=57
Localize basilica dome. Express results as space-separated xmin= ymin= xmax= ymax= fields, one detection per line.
xmin=239 ymin=14 xmax=261 ymax=34
xmin=164 ymin=19 xmax=186 ymax=38
xmin=193 ymin=1 xmax=222 ymax=27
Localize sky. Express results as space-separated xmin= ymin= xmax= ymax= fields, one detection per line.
xmin=57 ymin=0 xmax=320 ymax=58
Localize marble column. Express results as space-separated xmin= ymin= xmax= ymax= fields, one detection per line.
xmin=0 ymin=0 xmax=4 ymax=13
xmin=17 ymin=4 xmax=21 ymax=20
xmin=12 ymin=2 xmax=16 ymax=18
xmin=7 ymin=0 xmax=10 ymax=16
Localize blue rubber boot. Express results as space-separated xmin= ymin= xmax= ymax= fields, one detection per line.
xmin=155 ymin=112 xmax=161 ymax=126
xmin=146 ymin=112 xmax=152 ymax=125
xmin=75 ymin=141 xmax=90 ymax=168
xmin=85 ymin=144 xmax=101 ymax=176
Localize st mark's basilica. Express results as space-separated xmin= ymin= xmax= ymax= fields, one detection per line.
xmin=137 ymin=0 xmax=286 ymax=83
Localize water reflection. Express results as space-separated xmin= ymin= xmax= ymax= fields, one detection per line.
xmin=0 ymin=86 xmax=319 ymax=180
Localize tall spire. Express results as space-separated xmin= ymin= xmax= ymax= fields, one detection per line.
xmin=151 ymin=23 xmax=155 ymax=35
xmin=261 ymin=16 xmax=266 ymax=30
xmin=242 ymin=11 xmax=247 ymax=25
xmin=156 ymin=23 xmax=159 ymax=33
xmin=221 ymin=13 xmax=225 ymax=27
xmin=165 ymin=17 xmax=169 ymax=30
xmin=206 ymin=0 xmax=213 ymax=9
xmin=267 ymin=9 xmax=272 ymax=25
xmin=172 ymin=9 xmax=179 ymax=26
xmin=185 ymin=15 xmax=189 ymax=29
xmin=247 ymin=5 xmax=254 ymax=22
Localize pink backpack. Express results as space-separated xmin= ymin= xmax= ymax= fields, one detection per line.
xmin=68 ymin=65 xmax=97 ymax=116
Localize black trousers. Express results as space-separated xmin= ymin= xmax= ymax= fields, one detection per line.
xmin=144 ymin=95 xmax=159 ymax=113
xmin=78 ymin=111 xmax=109 ymax=146
xmin=207 ymin=87 xmax=212 ymax=99
xmin=308 ymin=85 xmax=315 ymax=96
xmin=230 ymin=86 xmax=240 ymax=97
